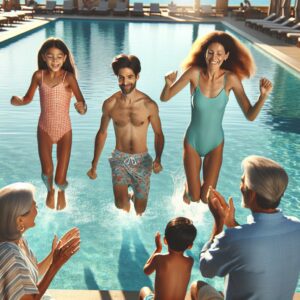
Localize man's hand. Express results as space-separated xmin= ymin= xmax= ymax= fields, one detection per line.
xmin=87 ymin=167 xmax=97 ymax=180
xmin=153 ymin=159 xmax=163 ymax=174
xmin=208 ymin=187 xmax=237 ymax=228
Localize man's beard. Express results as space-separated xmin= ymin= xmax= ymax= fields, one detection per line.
xmin=119 ymin=82 xmax=136 ymax=95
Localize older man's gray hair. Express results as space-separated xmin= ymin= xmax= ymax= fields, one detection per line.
xmin=242 ymin=156 xmax=288 ymax=209
xmin=0 ymin=182 xmax=35 ymax=241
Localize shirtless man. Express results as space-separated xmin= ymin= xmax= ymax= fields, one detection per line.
xmin=87 ymin=54 xmax=164 ymax=215
xmin=139 ymin=217 xmax=197 ymax=300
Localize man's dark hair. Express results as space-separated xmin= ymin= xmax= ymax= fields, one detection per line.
xmin=165 ymin=217 xmax=197 ymax=252
xmin=111 ymin=54 xmax=141 ymax=76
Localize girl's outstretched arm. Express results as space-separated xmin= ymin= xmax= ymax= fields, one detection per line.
xmin=160 ymin=67 xmax=196 ymax=102
xmin=230 ymin=73 xmax=273 ymax=121
xmin=68 ymin=73 xmax=87 ymax=115
xmin=11 ymin=71 xmax=40 ymax=106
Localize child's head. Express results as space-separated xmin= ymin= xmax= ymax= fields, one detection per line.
xmin=38 ymin=37 xmax=76 ymax=76
xmin=165 ymin=217 xmax=197 ymax=252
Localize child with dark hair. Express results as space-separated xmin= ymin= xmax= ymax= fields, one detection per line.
xmin=11 ymin=37 xmax=87 ymax=210
xmin=139 ymin=217 xmax=197 ymax=300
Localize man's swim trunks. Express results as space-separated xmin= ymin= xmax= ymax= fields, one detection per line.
xmin=185 ymin=73 xmax=228 ymax=157
xmin=109 ymin=149 xmax=153 ymax=200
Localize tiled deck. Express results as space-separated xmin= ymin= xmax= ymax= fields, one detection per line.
xmin=1 ymin=10 xmax=299 ymax=300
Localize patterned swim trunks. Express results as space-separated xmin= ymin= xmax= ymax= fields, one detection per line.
xmin=108 ymin=149 xmax=153 ymax=200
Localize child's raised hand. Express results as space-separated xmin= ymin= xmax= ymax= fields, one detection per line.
xmin=74 ymin=101 xmax=87 ymax=115
xmin=11 ymin=96 xmax=23 ymax=106
xmin=155 ymin=232 xmax=162 ymax=253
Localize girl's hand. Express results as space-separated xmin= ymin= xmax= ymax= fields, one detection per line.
xmin=155 ymin=232 xmax=162 ymax=253
xmin=74 ymin=101 xmax=87 ymax=115
xmin=259 ymin=78 xmax=272 ymax=97
xmin=11 ymin=96 xmax=23 ymax=106
xmin=165 ymin=71 xmax=178 ymax=87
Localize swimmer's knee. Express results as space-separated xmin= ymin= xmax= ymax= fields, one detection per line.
xmin=42 ymin=167 xmax=53 ymax=176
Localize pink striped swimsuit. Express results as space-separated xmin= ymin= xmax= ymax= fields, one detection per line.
xmin=38 ymin=71 xmax=72 ymax=144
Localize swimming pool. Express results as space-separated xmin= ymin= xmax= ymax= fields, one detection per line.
xmin=0 ymin=19 xmax=299 ymax=292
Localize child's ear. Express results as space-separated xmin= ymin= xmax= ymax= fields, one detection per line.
xmin=187 ymin=243 xmax=193 ymax=250
xmin=164 ymin=237 xmax=168 ymax=245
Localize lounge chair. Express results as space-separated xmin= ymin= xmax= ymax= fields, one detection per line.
xmin=95 ymin=1 xmax=110 ymax=15
xmin=113 ymin=1 xmax=128 ymax=15
xmin=168 ymin=2 xmax=177 ymax=16
xmin=1 ymin=12 xmax=21 ymax=24
xmin=0 ymin=15 xmax=8 ymax=27
xmin=21 ymin=6 xmax=35 ymax=18
xmin=260 ymin=17 xmax=295 ymax=32
xmin=200 ymin=5 xmax=216 ymax=16
xmin=245 ymin=12 xmax=276 ymax=27
xmin=270 ymin=22 xmax=300 ymax=36
xmin=131 ymin=2 xmax=144 ymax=16
xmin=63 ymin=0 xmax=75 ymax=14
xmin=249 ymin=15 xmax=286 ymax=30
xmin=150 ymin=3 xmax=161 ymax=15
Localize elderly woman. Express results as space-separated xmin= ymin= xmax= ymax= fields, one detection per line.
xmin=0 ymin=182 xmax=80 ymax=300
xmin=160 ymin=31 xmax=273 ymax=204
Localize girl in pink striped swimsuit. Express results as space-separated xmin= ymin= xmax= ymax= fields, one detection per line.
xmin=11 ymin=38 xmax=87 ymax=210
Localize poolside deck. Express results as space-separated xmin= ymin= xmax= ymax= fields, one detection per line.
xmin=1 ymin=10 xmax=299 ymax=300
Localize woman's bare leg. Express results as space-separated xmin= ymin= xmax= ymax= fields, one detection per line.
xmin=201 ymin=142 xmax=224 ymax=203
xmin=56 ymin=130 xmax=72 ymax=210
xmin=37 ymin=127 xmax=55 ymax=209
xmin=183 ymin=140 xmax=202 ymax=204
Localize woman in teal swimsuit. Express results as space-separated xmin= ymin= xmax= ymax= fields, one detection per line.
xmin=160 ymin=31 xmax=273 ymax=204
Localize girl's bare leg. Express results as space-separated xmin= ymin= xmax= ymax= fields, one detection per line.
xmin=183 ymin=140 xmax=202 ymax=204
xmin=201 ymin=142 xmax=224 ymax=203
xmin=37 ymin=127 xmax=55 ymax=209
xmin=56 ymin=130 xmax=72 ymax=210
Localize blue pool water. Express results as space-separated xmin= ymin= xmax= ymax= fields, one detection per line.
xmin=0 ymin=20 xmax=299 ymax=292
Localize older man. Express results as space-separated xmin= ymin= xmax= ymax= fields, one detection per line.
xmin=191 ymin=155 xmax=300 ymax=300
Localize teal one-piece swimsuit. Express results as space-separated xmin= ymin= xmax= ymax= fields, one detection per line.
xmin=185 ymin=74 xmax=229 ymax=157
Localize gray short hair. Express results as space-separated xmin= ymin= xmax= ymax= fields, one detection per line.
xmin=0 ymin=182 xmax=35 ymax=241
xmin=242 ymin=156 xmax=288 ymax=208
